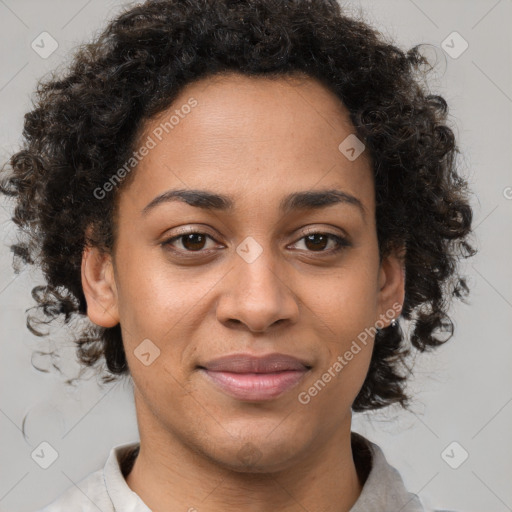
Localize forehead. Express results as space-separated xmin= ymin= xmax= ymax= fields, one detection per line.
xmin=120 ymin=72 xmax=374 ymax=217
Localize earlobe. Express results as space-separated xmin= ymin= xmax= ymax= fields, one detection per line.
xmin=377 ymin=248 xmax=406 ymax=327
xmin=81 ymin=245 xmax=120 ymax=328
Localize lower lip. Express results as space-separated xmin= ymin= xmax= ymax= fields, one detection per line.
xmin=200 ymin=369 xmax=309 ymax=401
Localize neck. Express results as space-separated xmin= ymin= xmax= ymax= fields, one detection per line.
xmin=126 ymin=415 xmax=363 ymax=512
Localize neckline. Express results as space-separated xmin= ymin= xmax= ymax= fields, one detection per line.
xmin=118 ymin=432 xmax=372 ymax=484
xmin=120 ymin=443 xmax=140 ymax=478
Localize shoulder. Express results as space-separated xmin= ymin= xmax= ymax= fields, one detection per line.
xmin=351 ymin=432 xmax=462 ymax=512
xmin=32 ymin=441 xmax=141 ymax=512
xmin=33 ymin=468 xmax=112 ymax=512
xmin=351 ymin=432 xmax=426 ymax=511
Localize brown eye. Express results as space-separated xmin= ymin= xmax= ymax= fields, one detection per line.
xmin=291 ymin=232 xmax=350 ymax=254
xmin=180 ymin=233 xmax=207 ymax=251
xmin=162 ymin=232 xmax=216 ymax=252
xmin=304 ymin=233 xmax=329 ymax=251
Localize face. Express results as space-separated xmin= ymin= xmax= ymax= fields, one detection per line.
xmin=82 ymin=72 xmax=404 ymax=472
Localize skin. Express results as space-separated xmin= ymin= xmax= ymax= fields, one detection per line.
xmin=82 ymin=71 xmax=405 ymax=512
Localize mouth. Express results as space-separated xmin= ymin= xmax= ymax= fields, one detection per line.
xmin=197 ymin=353 xmax=312 ymax=402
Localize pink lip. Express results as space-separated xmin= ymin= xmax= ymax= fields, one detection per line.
xmin=200 ymin=369 xmax=309 ymax=401
xmin=198 ymin=353 xmax=311 ymax=401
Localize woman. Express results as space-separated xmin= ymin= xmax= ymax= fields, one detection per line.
xmin=0 ymin=0 xmax=476 ymax=510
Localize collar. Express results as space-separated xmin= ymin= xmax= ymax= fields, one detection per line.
xmin=349 ymin=432 xmax=424 ymax=511
xmin=103 ymin=441 xmax=149 ymax=512
xmin=103 ymin=433 xmax=424 ymax=511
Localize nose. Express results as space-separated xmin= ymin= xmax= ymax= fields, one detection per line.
xmin=216 ymin=249 xmax=300 ymax=333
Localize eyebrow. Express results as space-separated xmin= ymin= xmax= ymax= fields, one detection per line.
xmin=141 ymin=188 xmax=366 ymax=219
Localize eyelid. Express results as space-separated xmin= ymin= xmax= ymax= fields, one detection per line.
xmin=166 ymin=224 xmax=217 ymax=237
xmin=162 ymin=225 xmax=347 ymax=244
xmin=161 ymin=230 xmax=220 ymax=249
xmin=299 ymin=226 xmax=347 ymax=238
xmin=287 ymin=230 xmax=350 ymax=253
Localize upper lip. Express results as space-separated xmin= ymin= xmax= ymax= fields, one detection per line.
xmin=199 ymin=353 xmax=312 ymax=373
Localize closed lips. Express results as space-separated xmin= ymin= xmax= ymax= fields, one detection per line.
xmin=199 ymin=353 xmax=312 ymax=373
xmin=198 ymin=353 xmax=312 ymax=401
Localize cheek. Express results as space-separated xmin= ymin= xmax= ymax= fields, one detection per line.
xmin=113 ymin=246 xmax=196 ymax=336
xmin=304 ymin=260 xmax=378 ymax=389
xmin=299 ymin=328 xmax=374 ymax=425
xmin=310 ymin=260 xmax=380 ymax=329
xmin=114 ymin=249 xmax=221 ymax=390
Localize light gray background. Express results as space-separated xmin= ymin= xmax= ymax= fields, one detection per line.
xmin=0 ymin=1 xmax=511 ymax=511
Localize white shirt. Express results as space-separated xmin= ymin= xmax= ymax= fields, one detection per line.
xmin=35 ymin=433 xmax=427 ymax=512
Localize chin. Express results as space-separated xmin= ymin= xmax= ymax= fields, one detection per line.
xmin=200 ymin=427 xmax=311 ymax=474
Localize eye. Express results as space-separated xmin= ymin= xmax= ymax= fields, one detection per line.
xmin=161 ymin=232 xmax=219 ymax=252
xmin=289 ymin=231 xmax=351 ymax=254
xmin=161 ymin=229 xmax=351 ymax=256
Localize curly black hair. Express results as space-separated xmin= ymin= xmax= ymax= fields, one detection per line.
xmin=0 ymin=0 xmax=476 ymax=411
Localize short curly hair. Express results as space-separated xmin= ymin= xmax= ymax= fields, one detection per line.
xmin=0 ymin=0 xmax=476 ymax=411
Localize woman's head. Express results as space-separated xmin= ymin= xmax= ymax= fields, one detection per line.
xmin=1 ymin=0 xmax=475 ymax=423
xmin=82 ymin=71 xmax=404 ymax=471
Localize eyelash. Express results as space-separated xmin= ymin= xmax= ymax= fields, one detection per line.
xmin=161 ymin=229 xmax=351 ymax=257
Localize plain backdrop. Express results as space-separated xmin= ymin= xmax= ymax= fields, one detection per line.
xmin=0 ymin=1 xmax=511 ymax=511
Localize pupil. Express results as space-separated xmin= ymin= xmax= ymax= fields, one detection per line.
xmin=184 ymin=233 xmax=205 ymax=251
xmin=305 ymin=234 xmax=327 ymax=251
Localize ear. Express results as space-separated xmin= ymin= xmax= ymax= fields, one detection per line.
xmin=376 ymin=244 xmax=406 ymax=327
xmin=81 ymin=237 xmax=120 ymax=328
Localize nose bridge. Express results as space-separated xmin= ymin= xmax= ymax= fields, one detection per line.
xmin=216 ymin=235 xmax=299 ymax=331
xmin=237 ymin=238 xmax=283 ymax=294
